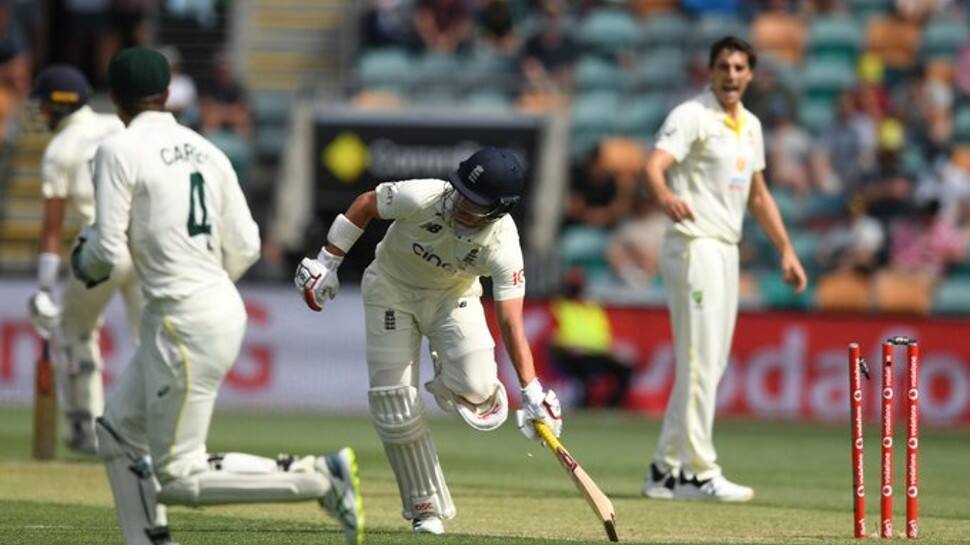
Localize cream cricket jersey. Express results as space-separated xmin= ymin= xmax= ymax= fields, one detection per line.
xmin=40 ymin=105 xmax=124 ymax=224
xmin=655 ymin=89 xmax=766 ymax=244
xmin=80 ymin=111 xmax=260 ymax=300
xmin=373 ymin=179 xmax=526 ymax=300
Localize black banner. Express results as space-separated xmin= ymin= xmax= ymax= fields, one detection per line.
xmin=309 ymin=111 xmax=544 ymax=280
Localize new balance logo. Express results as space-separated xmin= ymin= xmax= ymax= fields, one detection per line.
xmin=420 ymin=222 xmax=443 ymax=233
xmin=467 ymin=165 xmax=485 ymax=184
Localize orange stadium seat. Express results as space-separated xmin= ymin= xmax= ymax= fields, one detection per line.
xmin=815 ymin=271 xmax=872 ymax=312
xmin=865 ymin=16 xmax=921 ymax=68
xmin=873 ymin=270 xmax=935 ymax=315
xmin=631 ymin=0 xmax=680 ymax=17
xmin=751 ymin=12 xmax=806 ymax=64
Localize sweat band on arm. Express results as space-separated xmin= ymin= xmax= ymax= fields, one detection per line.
xmin=326 ymin=213 xmax=364 ymax=254
xmin=37 ymin=253 xmax=60 ymax=291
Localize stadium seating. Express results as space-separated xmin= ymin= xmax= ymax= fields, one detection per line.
xmin=865 ymin=16 xmax=921 ymax=68
xmin=573 ymin=55 xmax=625 ymax=93
xmin=932 ymin=277 xmax=970 ymax=314
xmin=356 ymin=47 xmax=415 ymax=94
xmin=626 ymin=49 xmax=687 ymax=93
xmin=691 ymin=14 xmax=749 ymax=54
xmin=751 ymin=11 xmax=806 ymax=64
xmin=576 ymin=8 xmax=639 ymax=55
xmin=806 ymin=16 xmax=861 ymax=65
xmin=873 ymin=270 xmax=935 ymax=315
xmin=800 ymin=57 xmax=857 ymax=104
xmin=637 ymin=12 xmax=691 ymax=51
xmin=849 ymin=0 xmax=895 ymax=23
xmin=815 ymin=271 xmax=872 ymax=312
xmin=919 ymin=17 xmax=970 ymax=61
xmin=612 ymin=95 xmax=668 ymax=140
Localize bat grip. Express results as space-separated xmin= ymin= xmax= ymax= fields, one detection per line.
xmin=533 ymin=420 xmax=562 ymax=450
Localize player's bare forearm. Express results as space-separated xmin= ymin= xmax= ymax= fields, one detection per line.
xmin=644 ymin=149 xmax=674 ymax=202
xmin=39 ymin=198 xmax=66 ymax=254
xmin=494 ymin=297 xmax=537 ymax=387
xmin=747 ymin=172 xmax=793 ymax=255
xmin=324 ymin=191 xmax=378 ymax=256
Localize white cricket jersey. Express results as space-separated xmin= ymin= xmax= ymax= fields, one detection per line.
xmin=80 ymin=111 xmax=260 ymax=301
xmin=40 ymin=105 xmax=124 ymax=224
xmin=655 ymin=88 xmax=766 ymax=244
xmin=373 ymin=179 xmax=526 ymax=300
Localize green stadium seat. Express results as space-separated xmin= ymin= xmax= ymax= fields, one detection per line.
xmin=206 ymin=130 xmax=251 ymax=182
xmin=458 ymin=49 xmax=516 ymax=93
xmin=559 ymin=225 xmax=611 ymax=273
xmin=251 ymin=92 xmax=290 ymax=126
xmin=954 ymin=105 xmax=970 ymax=142
xmin=801 ymin=57 xmax=856 ymax=102
xmin=356 ymin=48 xmax=415 ymax=93
xmin=758 ymin=269 xmax=815 ymax=310
xmin=574 ymin=55 xmax=625 ymax=93
xmin=932 ymin=277 xmax=970 ymax=315
xmin=850 ymin=0 xmax=893 ymax=23
xmin=806 ymin=16 xmax=861 ymax=64
xmin=577 ymin=8 xmax=639 ymax=54
xmin=571 ymin=91 xmax=622 ymax=158
xmin=625 ymin=48 xmax=687 ymax=92
xmin=414 ymin=52 xmax=462 ymax=88
xmin=638 ymin=12 xmax=691 ymax=50
xmin=464 ymin=91 xmax=514 ymax=112
xmin=691 ymin=15 xmax=749 ymax=53
xmin=612 ymin=95 xmax=668 ymax=138
xmin=919 ymin=18 xmax=970 ymax=61
xmin=799 ymin=97 xmax=835 ymax=134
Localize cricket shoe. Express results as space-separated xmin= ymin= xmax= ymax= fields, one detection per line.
xmin=412 ymin=514 xmax=445 ymax=535
xmin=317 ymin=447 xmax=365 ymax=545
xmin=642 ymin=463 xmax=676 ymax=499
xmin=674 ymin=474 xmax=754 ymax=502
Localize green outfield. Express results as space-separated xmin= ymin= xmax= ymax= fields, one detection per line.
xmin=1 ymin=407 xmax=968 ymax=545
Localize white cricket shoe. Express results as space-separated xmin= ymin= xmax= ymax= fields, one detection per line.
xmin=674 ymin=474 xmax=754 ymax=502
xmin=412 ymin=514 xmax=445 ymax=535
xmin=642 ymin=463 xmax=676 ymax=499
xmin=317 ymin=447 xmax=365 ymax=545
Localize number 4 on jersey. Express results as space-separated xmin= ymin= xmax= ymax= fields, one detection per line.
xmin=188 ymin=172 xmax=212 ymax=236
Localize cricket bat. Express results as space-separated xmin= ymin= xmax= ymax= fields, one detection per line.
xmin=32 ymin=341 xmax=57 ymax=460
xmin=534 ymin=421 xmax=618 ymax=542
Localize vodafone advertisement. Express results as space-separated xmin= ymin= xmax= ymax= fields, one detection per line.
xmin=490 ymin=303 xmax=970 ymax=426
xmin=2 ymin=279 xmax=969 ymax=426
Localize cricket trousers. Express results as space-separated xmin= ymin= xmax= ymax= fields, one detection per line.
xmin=653 ymin=234 xmax=739 ymax=481
xmin=59 ymin=252 xmax=141 ymax=427
xmin=102 ymin=279 xmax=246 ymax=483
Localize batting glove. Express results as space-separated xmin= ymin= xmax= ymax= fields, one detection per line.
xmin=27 ymin=290 xmax=61 ymax=339
xmin=294 ymin=249 xmax=343 ymax=311
xmin=515 ymin=378 xmax=562 ymax=441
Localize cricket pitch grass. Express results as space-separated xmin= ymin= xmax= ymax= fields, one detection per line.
xmin=1 ymin=408 xmax=968 ymax=544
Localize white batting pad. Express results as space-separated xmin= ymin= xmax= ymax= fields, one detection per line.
xmin=157 ymin=455 xmax=328 ymax=506
xmin=96 ymin=419 xmax=171 ymax=545
xmin=58 ymin=335 xmax=105 ymax=420
xmin=369 ymin=385 xmax=456 ymax=520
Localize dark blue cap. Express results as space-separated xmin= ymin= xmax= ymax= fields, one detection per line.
xmin=31 ymin=65 xmax=90 ymax=105
xmin=448 ymin=147 xmax=524 ymax=210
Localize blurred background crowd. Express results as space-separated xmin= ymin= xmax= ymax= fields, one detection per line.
xmin=2 ymin=0 xmax=970 ymax=316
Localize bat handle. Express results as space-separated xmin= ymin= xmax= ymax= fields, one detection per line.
xmin=533 ymin=420 xmax=562 ymax=450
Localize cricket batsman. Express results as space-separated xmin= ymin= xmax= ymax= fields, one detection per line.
xmin=295 ymin=147 xmax=563 ymax=534
xmin=74 ymin=47 xmax=363 ymax=545
xmin=26 ymin=65 xmax=140 ymax=455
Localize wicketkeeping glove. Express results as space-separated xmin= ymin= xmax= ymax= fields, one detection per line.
xmin=294 ymin=249 xmax=343 ymax=311
xmin=27 ymin=290 xmax=61 ymax=339
xmin=515 ymin=378 xmax=562 ymax=441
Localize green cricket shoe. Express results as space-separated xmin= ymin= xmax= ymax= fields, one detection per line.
xmin=318 ymin=447 xmax=365 ymax=544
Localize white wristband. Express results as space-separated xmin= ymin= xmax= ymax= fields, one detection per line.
xmin=326 ymin=214 xmax=364 ymax=254
xmin=521 ymin=378 xmax=544 ymax=406
xmin=37 ymin=252 xmax=60 ymax=291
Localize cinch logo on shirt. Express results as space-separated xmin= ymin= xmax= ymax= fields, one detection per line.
xmin=412 ymin=243 xmax=454 ymax=271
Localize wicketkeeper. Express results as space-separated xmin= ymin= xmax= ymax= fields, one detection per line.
xmin=74 ymin=47 xmax=363 ymax=545
xmin=296 ymin=147 xmax=562 ymax=535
